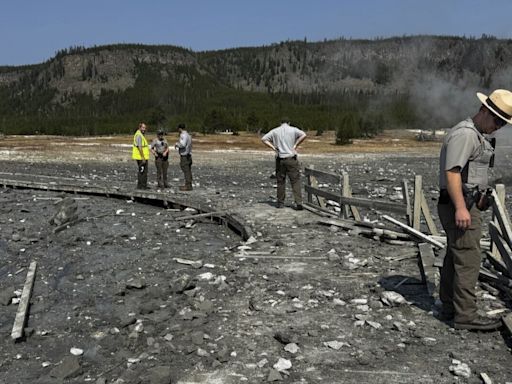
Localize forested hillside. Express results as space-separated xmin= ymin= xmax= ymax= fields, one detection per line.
xmin=1 ymin=35 xmax=511 ymax=140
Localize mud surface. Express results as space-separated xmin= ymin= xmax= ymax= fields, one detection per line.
xmin=1 ymin=150 xmax=512 ymax=384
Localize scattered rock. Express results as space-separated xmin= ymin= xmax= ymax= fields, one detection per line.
xmin=0 ymin=289 xmax=15 ymax=306
xmin=284 ymin=343 xmax=299 ymax=354
xmin=49 ymin=356 xmax=82 ymax=379
xmin=69 ymin=347 xmax=83 ymax=356
xmin=380 ymin=291 xmax=408 ymax=306
xmin=449 ymin=359 xmax=471 ymax=378
xmin=145 ymin=365 xmax=173 ymax=384
xmin=267 ymin=368 xmax=283 ymax=382
xmin=324 ymin=340 xmax=350 ymax=350
xmin=273 ymin=357 xmax=292 ymax=372
xmin=126 ymin=278 xmax=146 ymax=289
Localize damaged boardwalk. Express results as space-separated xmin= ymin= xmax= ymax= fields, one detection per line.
xmin=0 ymin=159 xmax=511 ymax=383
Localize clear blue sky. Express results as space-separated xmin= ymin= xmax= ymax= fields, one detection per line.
xmin=2 ymin=0 xmax=512 ymax=66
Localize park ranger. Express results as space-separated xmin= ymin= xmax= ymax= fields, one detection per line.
xmin=438 ymin=89 xmax=512 ymax=331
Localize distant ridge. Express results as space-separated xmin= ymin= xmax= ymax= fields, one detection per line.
xmin=1 ymin=35 xmax=511 ymax=135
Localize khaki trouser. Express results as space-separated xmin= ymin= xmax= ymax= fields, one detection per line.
xmin=136 ymin=160 xmax=148 ymax=188
xmin=155 ymin=158 xmax=169 ymax=187
xmin=180 ymin=155 xmax=193 ymax=187
xmin=438 ymin=202 xmax=482 ymax=323
xmin=276 ymin=156 xmax=302 ymax=204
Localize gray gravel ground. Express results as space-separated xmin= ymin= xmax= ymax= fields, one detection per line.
xmin=0 ymin=150 xmax=511 ymax=384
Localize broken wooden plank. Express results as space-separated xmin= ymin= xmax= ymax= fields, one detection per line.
xmin=175 ymin=211 xmax=226 ymax=221
xmin=342 ymin=172 xmax=361 ymax=221
xmin=417 ymin=243 xmax=436 ymax=296
xmin=11 ymin=261 xmax=37 ymax=341
xmin=491 ymin=188 xmax=512 ymax=248
xmin=485 ymin=251 xmax=511 ymax=278
xmin=433 ymin=248 xmax=445 ymax=268
xmin=491 ymin=184 xmax=506 ymax=259
xmin=302 ymin=202 xmax=336 ymax=217
xmin=382 ymin=214 xmax=445 ymax=249
xmin=488 ymin=222 xmax=512 ymax=274
xmin=316 ymin=217 xmax=357 ymax=231
xmin=348 ymin=186 xmax=361 ymax=221
xmin=235 ymin=254 xmax=326 ymax=260
xmin=413 ymin=175 xmax=422 ymax=230
xmin=401 ymin=179 xmax=413 ymax=226
xmin=305 ymin=185 xmax=407 ymax=215
xmin=502 ymin=313 xmax=512 ymax=335
xmin=310 ymin=174 xmax=326 ymax=208
xmin=479 ymin=267 xmax=512 ymax=288
xmin=420 ymin=192 xmax=439 ymax=236
xmin=303 ymin=167 xmax=341 ymax=184
xmin=341 ymin=171 xmax=351 ymax=218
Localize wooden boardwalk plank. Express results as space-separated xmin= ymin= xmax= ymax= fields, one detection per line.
xmin=382 ymin=215 xmax=445 ymax=249
xmin=418 ymin=243 xmax=436 ymax=295
xmin=11 ymin=261 xmax=37 ymax=341
xmin=305 ymin=185 xmax=407 ymax=215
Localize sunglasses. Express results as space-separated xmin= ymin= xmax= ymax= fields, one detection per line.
xmin=494 ymin=115 xmax=507 ymax=127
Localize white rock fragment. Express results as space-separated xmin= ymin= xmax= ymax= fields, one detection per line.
xmin=449 ymin=360 xmax=471 ymax=378
xmin=197 ymin=272 xmax=214 ymax=281
xmin=41 ymin=361 xmax=51 ymax=367
xmin=116 ymin=209 xmax=124 ymax=215
xmin=333 ymin=298 xmax=346 ymax=306
xmin=366 ymin=320 xmax=382 ymax=329
xmin=323 ymin=340 xmax=350 ymax=350
xmin=164 ymin=333 xmax=174 ymax=341
xmin=173 ymin=258 xmax=203 ymax=268
xmin=284 ymin=343 xmax=299 ymax=354
xmin=350 ymin=298 xmax=368 ymax=305
xmin=134 ymin=320 xmax=144 ymax=333
xmin=273 ymin=358 xmax=292 ymax=372
xmin=70 ymin=348 xmax=83 ymax=356
xmin=257 ymin=358 xmax=268 ymax=368
xmin=245 ymin=236 xmax=257 ymax=245
xmin=380 ymin=291 xmax=408 ymax=306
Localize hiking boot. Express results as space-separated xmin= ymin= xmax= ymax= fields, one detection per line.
xmin=454 ymin=316 xmax=502 ymax=331
xmin=294 ymin=203 xmax=304 ymax=211
xmin=137 ymin=185 xmax=150 ymax=190
xmin=276 ymin=202 xmax=284 ymax=209
xmin=179 ymin=185 xmax=192 ymax=191
xmin=435 ymin=311 xmax=454 ymax=322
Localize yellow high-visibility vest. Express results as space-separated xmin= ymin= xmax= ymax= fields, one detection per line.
xmin=132 ymin=130 xmax=149 ymax=160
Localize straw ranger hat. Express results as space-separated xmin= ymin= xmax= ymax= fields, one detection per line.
xmin=477 ymin=89 xmax=512 ymax=125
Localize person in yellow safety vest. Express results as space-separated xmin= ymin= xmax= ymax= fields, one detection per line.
xmin=132 ymin=122 xmax=150 ymax=189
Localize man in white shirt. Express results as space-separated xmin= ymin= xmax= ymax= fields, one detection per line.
xmin=175 ymin=123 xmax=193 ymax=191
xmin=262 ymin=118 xmax=307 ymax=209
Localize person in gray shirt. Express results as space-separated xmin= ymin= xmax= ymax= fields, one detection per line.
xmin=175 ymin=123 xmax=193 ymax=191
xmin=437 ymin=89 xmax=512 ymax=331
xmin=262 ymin=118 xmax=307 ymax=210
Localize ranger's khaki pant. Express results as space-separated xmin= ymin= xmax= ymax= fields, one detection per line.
xmin=438 ymin=202 xmax=482 ymax=323
xmin=155 ymin=158 xmax=169 ymax=187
